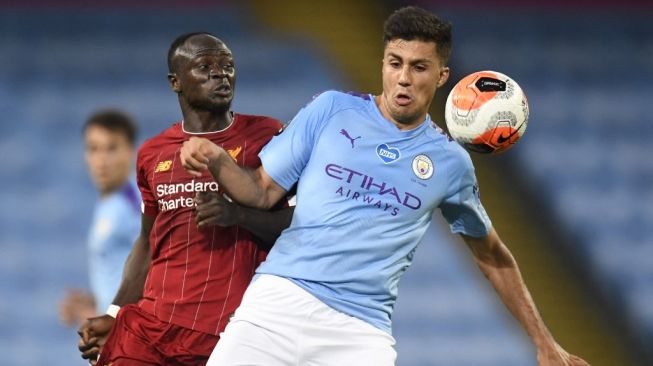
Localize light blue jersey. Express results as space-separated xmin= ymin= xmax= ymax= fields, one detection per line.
xmin=258 ymin=91 xmax=491 ymax=333
xmin=88 ymin=180 xmax=141 ymax=313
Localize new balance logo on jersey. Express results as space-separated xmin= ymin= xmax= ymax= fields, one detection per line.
xmin=155 ymin=160 xmax=173 ymax=173
xmin=339 ymin=129 xmax=361 ymax=148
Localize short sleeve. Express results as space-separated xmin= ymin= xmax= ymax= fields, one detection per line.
xmin=136 ymin=147 xmax=158 ymax=216
xmin=259 ymin=91 xmax=336 ymax=190
xmin=439 ymin=156 xmax=492 ymax=238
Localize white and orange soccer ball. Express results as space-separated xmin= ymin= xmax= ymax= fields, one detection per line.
xmin=444 ymin=71 xmax=529 ymax=154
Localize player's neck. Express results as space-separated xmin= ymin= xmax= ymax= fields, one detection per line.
xmin=182 ymin=110 xmax=234 ymax=134
xmin=374 ymin=94 xmax=426 ymax=131
xmin=98 ymin=183 xmax=122 ymax=198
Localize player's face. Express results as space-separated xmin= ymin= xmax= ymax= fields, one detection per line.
xmin=378 ymin=39 xmax=449 ymax=130
xmin=169 ymin=35 xmax=236 ymax=112
xmin=84 ymin=125 xmax=134 ymax=196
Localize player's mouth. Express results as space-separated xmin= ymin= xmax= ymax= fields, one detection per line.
xmin=212 ymin=83 xmax=232 ymax=97
xmin=395 ymin=93 xmax=412 ymax=106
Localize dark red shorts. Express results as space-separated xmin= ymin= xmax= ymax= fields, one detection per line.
xmin=97 ymin=304 xmax=219 ymax=366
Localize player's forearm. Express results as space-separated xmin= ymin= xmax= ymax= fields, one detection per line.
xmin=208 ymin=152 xmax=274 ymax=209
xmin=474 ymin=241 xmax=555 ymax=349
xmin=112 ymin=235 xmax=150 ymax=306
xmin=235 ymin=206 xmax=294 ymax=248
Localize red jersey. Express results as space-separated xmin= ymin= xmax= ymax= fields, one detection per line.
xmin=135 ymin=114 xmax=283 ymax=336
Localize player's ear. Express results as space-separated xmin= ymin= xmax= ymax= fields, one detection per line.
xmin=168 ymin=73 xmax=181 ymax=93
xmin=437 ymin=67 xmax=450 ymax=88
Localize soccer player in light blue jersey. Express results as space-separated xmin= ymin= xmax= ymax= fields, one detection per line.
xmin=181 ymin=6 xmax=590 ymax=366
xmin=59 ymin=110 xmax=140 ymax=327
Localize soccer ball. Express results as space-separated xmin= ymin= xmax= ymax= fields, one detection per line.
xmin=444 ymin=70 xmax=529 ymax=154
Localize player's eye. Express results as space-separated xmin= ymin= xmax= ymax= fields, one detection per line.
xmin=389 ymin=61 xmax=401 ymax=69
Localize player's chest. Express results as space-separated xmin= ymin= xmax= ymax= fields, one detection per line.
xmin=312 ymin=124 xmax=450 ymax=208
xmin=146 ymin=140 xmax=260 ymax=191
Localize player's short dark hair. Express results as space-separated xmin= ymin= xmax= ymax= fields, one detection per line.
xmin=383 ymin=6 xmax=452 ymax=65
xmin=167 ymin=31 xmax=217 ymax=73
xmin=83 ymin=109 xmax=137 ymax=146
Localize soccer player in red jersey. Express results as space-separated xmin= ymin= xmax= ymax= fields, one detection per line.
xmin=77 ymin=32 xmax=293 ymax=366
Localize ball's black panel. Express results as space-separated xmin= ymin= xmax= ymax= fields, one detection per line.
xmin=475 ymin=77 xmax=506 ymax=92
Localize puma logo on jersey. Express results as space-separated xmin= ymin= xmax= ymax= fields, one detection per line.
xmin=155 ymin=160 xmax=173 ymax=173
xmin=227 ymin=146 xmax=242 ymax=161
xmin=339 ymin=129 xmax=361 ymax=148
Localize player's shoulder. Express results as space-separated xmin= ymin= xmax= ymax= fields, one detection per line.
xmin=425 ymin=121 xmax=474 ymax=169
xmin=117 ymin=180 xmax=142 ymax=213
xmin=310 ymin=89 xmax=371 ymax=109
xmin=286 ymin=90 xmax=370 ymax=129
xmin=100 ymin=182 xmax=140 ymax=218
xmin=137 ymin=122 xmax=182 ymax=165
xmin=236 ymin=113 xmax=284 ymax=131
xmin=139 ymin=123 xmax=181 ymax=152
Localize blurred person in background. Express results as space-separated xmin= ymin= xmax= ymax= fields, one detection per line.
xmin=181 ymin=6 xmax=590 ymax=366
xmin=59 ymin=110 xmax=141 ymax=327
xmin=77 ymin=32 xmax=293 ymax=366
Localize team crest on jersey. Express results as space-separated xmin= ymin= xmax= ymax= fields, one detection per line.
xmin=154 ymin=160 xmax=172 ymax=173
xmin=227 ymin=146 xmax=242 ymax=161
xmin=376 ymin=143 xmax=401 ymax=164
xmin=412 ymin=154 xmax=433 ymax=180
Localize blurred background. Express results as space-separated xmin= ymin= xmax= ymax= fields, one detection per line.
xmin=0 ymin=0 xmax=651 ymax=365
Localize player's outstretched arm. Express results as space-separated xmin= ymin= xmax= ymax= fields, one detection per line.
xmin=194 ymin=191 xmax=294 ymax=247
xmin=461 ymin=229 xmax=591 ymax=366
xmin=77 ymin=214 xmax=155 ymax=364
xmin=180 ymin=136 xmax=287 ymax=209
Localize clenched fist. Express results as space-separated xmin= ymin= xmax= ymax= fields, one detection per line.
xmin=180 ymin=137 xmax=224 ymax=177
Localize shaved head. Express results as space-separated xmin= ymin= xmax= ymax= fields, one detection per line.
xmin=167 ymin=32 xmax=230 ymax=73
xmin=166 ymin=31 xmax=237 ymax=115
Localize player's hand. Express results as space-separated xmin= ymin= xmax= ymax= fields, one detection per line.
xmin=59 ymin=289 xmax=96 ymax=327
xmin=78 ymin=314 xmax=115 ymax=365
xmin=195 ymin=191 xmax=241 ymax=229
xmin=180 ymin=137 xmax=223 ymax=177
xmin=537 ymin=343 xmax=591 ymax=366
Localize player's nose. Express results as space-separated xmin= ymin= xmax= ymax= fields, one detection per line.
xmin=209 ymin=66 xmax=227 ymax=79
xmin=398 ymin=66 xmax=411 ymax=86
